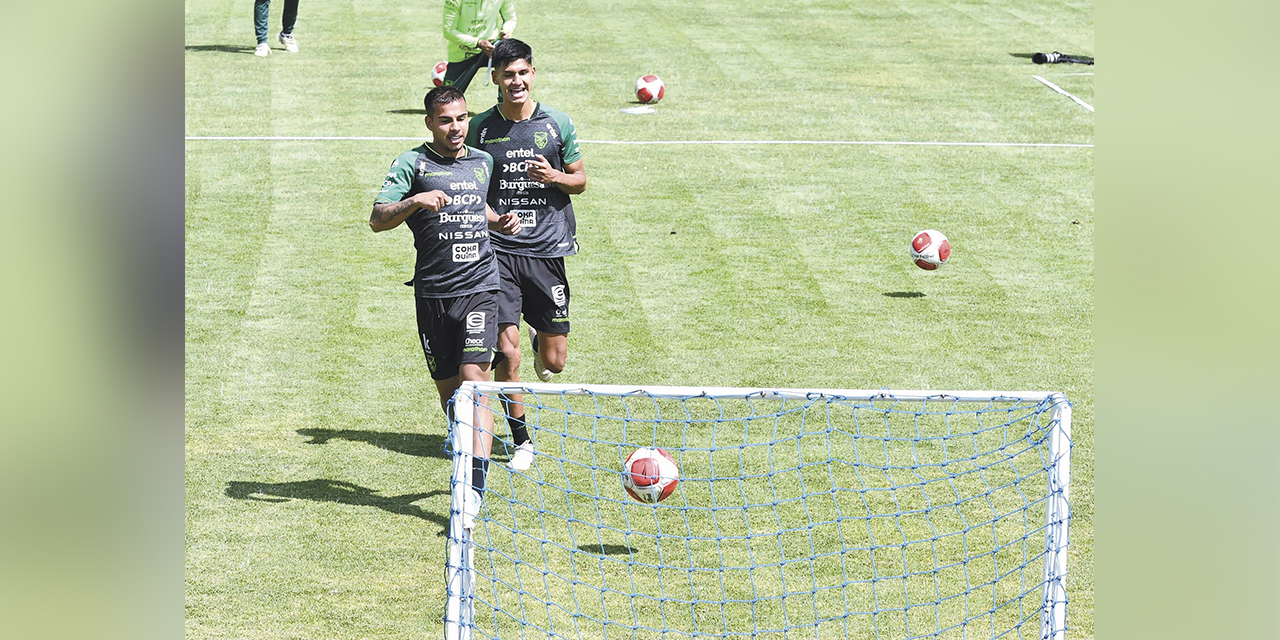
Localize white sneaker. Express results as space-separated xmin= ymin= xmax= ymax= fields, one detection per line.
xmin=529 ymin=327 xmax=554 ymax=382
xmin=254 ymin=43 xmax=270 ymax=57
xmin=278 ymin=32 xmax=298 ymax=53
xmin=461 ymin=489 xmax=482 ymax=529
xmin=508 ymin=442 xmax=535 ymax=471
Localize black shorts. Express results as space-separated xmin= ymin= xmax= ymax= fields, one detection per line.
xmin=442 ymin=53 xmax=488 ymax=93
xmin=415 ymin=292 xmax=499 ymax=381
xmin=495 ymin=252 xmax=571 ymax=334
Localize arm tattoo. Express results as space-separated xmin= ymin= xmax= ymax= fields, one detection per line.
xmin=371 ymin=199 xmax=418 ymax=227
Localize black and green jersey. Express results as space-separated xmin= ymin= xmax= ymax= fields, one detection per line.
xmin=375 ymin=144 xmax=499 ymax=299
xmin=466 ymin=103 xmax=582 ymax=258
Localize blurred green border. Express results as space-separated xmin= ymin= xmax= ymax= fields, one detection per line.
xmin=1098 ymin=0 xmax=1278 ymax=637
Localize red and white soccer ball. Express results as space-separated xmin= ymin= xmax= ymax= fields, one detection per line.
xmin=635 ymin=75 xmax=665 ymax=104
xmin=431 ymin=61 xmax=449 ymax=87
xmin=910 ymin=229 xmax=952 ymax=270
xmin=622 ymin=447 xmax=680 ymax=503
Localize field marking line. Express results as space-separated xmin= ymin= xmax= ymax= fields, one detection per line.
xmin=185 ymin=136 xmax=1093 ymax=148
xmin=1033 ymin=75 xmax=1095 ymax=112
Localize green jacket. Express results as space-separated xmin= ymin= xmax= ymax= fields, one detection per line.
xmin=442 ymin=0 xmax=517 ymax=62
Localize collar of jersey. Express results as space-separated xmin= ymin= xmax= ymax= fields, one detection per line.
xmin=421 ymin=142 xmax=468 ymax=160
xmin=497 ymin=101 xmax=541 ymax=122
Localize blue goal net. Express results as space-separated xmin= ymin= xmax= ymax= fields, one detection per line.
xmin=445 ymin=385 xmax=1071 ymax=640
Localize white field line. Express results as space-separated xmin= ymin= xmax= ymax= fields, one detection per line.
xmin=185 ymin=136 xmax=1092 ymax=148
xmin=1033 ymin=75 xmax=1095 ymax=112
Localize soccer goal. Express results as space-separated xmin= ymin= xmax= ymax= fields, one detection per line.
xmin=444 ymin=384 xmax=1071 ymax=640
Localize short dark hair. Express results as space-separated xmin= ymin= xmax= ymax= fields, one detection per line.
xmin=423 ymin=85 xmax=466 ymax=117
xmin=491 ymin=38 xmax=533 ymax=71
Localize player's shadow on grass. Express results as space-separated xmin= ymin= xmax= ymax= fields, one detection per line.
xmin=883 ymin=291 xmax=926 ymax=298
xmin=226 ymin=479 xmax=451 ymax=535
xmin=185 ymin=44 xmax=258 ymax=55
xmin=298 ymin=428 xmax=449 ymax=460
xmin=578 ymin=543 xmax=637 ymax=556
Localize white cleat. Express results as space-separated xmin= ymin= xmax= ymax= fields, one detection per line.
xmin=529 ymin=327 xmax=555 ymax=382
xmin=254 ymin=43 xmax=270 ymax=57
xmin=461 ymin=489 xmax=481 ymax=529
xmin=508 ymin=442 xmax=535 ymax=471
xmin=278 ymin=32 xmax=299 ymax=53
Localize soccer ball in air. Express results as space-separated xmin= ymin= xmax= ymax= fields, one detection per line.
xmin=910 ymin=229 xmax=951 ymax=270
xmin=431 ymin=61 xmax=449 ymax=87
xmin=622 ymin=447 xmax=680 ymax=503
xmin=635 ymin=75 xmax=665 ymax=104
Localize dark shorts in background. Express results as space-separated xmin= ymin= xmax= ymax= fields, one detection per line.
xmin=495 ymin=252 xmax=571 ymax=334
xmin=416 ymin=292 xmax=499 ymax=380
xmin=442 ymin=53 xmax=489 ymax=93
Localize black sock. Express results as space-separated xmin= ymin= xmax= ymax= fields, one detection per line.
xmin=509 ymin=414 xmax=530 ymax=446
xmin=471 ymin=457 xmax=490 ymax=493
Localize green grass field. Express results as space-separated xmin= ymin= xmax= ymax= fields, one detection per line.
xmin=185 ymin=0 xmax=1092 ymax=637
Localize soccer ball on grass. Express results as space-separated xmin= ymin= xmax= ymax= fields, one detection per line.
xmin=431 ymin=61 xmax=449 ymax=87
xmin=622 ymin=447 xmax=680 ymax=503
xmin=910 ymin=229 xmax=951 ymax=270
xmin=635 ymin=75 xmax=665 ymax=104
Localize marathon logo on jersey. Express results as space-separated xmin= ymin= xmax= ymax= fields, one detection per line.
xmin=511 ymin=209 xmax=537 ymax=228
xmin=551 ymin=285 xmax=567 ymax=308
xmin=453 ymin=243 xmax=480 ymax=263
xmin=465 ymin=311 xmax=486 ymax=334
xmin=533 ymin=131 xmax=548 ymax=149
xmin=546 ymin=122 xmax=559 ymax=141
xmin=417 ymin=160 xmax=449 ymax=177
xmin=501 ymin=178 xmax=544 ymax=191
xmin=439 ymin=212 xmax=486 ymax=225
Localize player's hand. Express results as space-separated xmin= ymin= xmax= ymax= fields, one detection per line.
xmin=478 ymin=39 xmax=495 ymax=55
xmin=526 ymin=154 xmax=559 ymax=185
xmin=413 ymin=190 xmax=451 ymax=212
xmin=498 ymin=30 xmax=511 ymax=40
xmin=493 ymin=212 xmax=521 ymax=235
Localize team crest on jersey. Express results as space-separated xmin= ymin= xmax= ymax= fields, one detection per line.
xmin=533 ymin=131 xmax=548 ymax=149
xmin=474 ymin=166 xmax=487 ymax=183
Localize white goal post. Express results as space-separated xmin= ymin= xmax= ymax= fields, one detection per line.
xmin=445 ymin=383 xmax=1071 ymax=640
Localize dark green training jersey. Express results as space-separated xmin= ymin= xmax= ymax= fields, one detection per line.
xmin=466 ymin=103 xmax=581 ymax=258
xmin=374 ymin=144 xmax=499 ymax=299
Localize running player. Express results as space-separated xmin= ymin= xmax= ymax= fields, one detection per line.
xmin=466 ymin=38 xmax=586 ymax=471
xmin=370 ymin=85 xmax=520 ymax=524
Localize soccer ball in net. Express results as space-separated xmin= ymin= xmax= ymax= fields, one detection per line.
xmin=431 ymin=61 xmax=449 ymax=87
xmin=635 ymin=75 xmax=665 ymax=104
xmin=622 ymin=447 xmax=680 ymax=503
xmin=910 ymin=229 xmax=951 ymax=270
